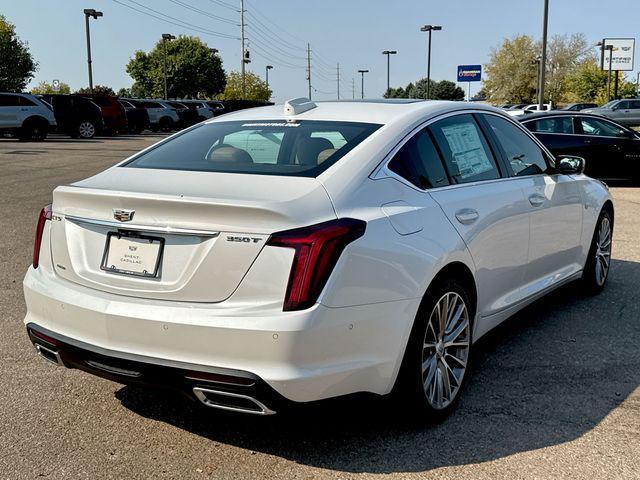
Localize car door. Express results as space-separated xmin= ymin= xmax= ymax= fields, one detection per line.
xmin=426 ymin=113 xmax=532 ymax=318
xmin=628 ymin=100 xmax=640 ymax=126
xmin=576 ymin=115 xmax=629 ymax=179
xmin=482 ymin=113 xmax=583 ymax=295
xmin=609 ymin=100 xmax=629 ymax=124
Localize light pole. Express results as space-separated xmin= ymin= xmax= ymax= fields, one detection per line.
xmin=161 ymin=34 xmax=175 ymax=100
xmin=265 ymin=65 xmax=273 ymax=90
xmin=538 ymin=0 xmax=549 ymax=109
xmin=382 ymin=50 xmax=397 ymax=96
xmin=358 ymin=69 xmax=369 ymax=99
xmin=605 ymin=44 xmax=614 ymax=101
xmin=420 ymin=25 xmax=442 ymax=100
xmin=636 ymin=71 xmax=640 ymax=97
xmin=83 ymin=9 xmax=103 ymax=93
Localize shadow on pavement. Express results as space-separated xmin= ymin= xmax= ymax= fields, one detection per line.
xmin=116 ymin=258 xmax=640 ymax=474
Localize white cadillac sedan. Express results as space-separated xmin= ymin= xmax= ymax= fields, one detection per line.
xmin=24 ymin=98 xmax=613 ymax=417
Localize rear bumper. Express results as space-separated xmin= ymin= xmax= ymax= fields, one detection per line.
xmin=23 ymin=266 xmax=418 ymax=406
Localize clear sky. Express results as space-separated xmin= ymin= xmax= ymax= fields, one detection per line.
xmin=3 ymin=0 xmax=639 ymax=102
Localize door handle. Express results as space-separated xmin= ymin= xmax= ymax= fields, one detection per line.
xmin=455 ymin=208 xmax=479 ymax=225
xmin=583 ymin=139 xmax=592 ymax=144
xmin=528 ymin=193 xmax=545 ymax=207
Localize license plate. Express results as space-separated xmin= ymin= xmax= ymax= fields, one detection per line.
xmin=101 ymin=232 xmax=164 ymax=277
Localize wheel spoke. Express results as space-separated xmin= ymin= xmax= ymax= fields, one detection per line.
xmin=441 ymin=357 xmax=461 ymax=388
xmin=444 ymin=319 xmax=468 ymax=347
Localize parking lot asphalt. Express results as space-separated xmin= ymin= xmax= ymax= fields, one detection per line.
xmin=0 ymin=134 xmax=639 ymax=480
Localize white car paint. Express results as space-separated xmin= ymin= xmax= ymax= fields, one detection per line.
xmin=23 ymin=99 xmax=612 ymax=412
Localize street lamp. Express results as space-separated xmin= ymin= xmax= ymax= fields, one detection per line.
xmin=265 ymin=65 xmax=273 ymax=90
xmin=605 ymin=44 xmax=614 ymax=101
xmin=161 ymin=33 xmax=176 ymax=100
xmin=420 ymin=24 xmax=442 ymax=100
xmin=538 ymin=0 xmax=549 ymax=109
xmin=83 ymin=8 xmax=103 ymax=93
xmin=382 ymin=50 xmax=397 ymax=96
xmin=358 ymin=69 xmax=369 ymax=99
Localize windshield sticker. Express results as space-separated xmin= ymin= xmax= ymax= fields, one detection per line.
xmin=241 ymin=122 xmax=300 ymax=127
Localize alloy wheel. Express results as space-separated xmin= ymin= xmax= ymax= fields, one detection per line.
xmin=422 ymin=292 xmax=470 ymax=410
xmin=595 ymin=217 xmax=612 ymax=286
xmin=78 ymin=122 xmax=95 ymax=139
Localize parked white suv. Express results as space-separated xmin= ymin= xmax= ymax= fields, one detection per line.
xmin=125 ymin=99 xmax=180 ymax=132
xmin=0 ymin=93 xmax=57 ymax=141
xmin=178 ymin=99 xmax=215 ymax=121
xmin=24 ymin=99 xmax=613 ymax=417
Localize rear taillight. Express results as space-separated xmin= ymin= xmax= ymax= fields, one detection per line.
xmin=33 ymin=204 xmax=52 ymax=269
xmin=267 ymin=218 xmax=366 ymax=311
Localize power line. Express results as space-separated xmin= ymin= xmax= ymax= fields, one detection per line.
xmin=167 ymin=0 xmax=237 ymax=25
xmin=245 ymin=11 xmax=306 ymax=54
xmin=206 ymin=0 xmax=238 ymax=12
xmin=245 ymin=26 xmax=307 ymax=61
xmin=111 ymin=0 xmax=238 ymax=39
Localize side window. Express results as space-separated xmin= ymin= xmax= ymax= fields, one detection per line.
xmin=0 ymin=95 xmax=21 ymax=107
xmin=630 ymin=100 xmax=640 ymax=110
xmin=484 ymin=114 xmax=549 ymax=176
xmin=19 ymin=96 xmax=37 ymax=107
xmin=388 ymin=129 xmax=449 ymax=189
xmin=616 ymin=101 xmax=629 ymax=110
xmin=580 ymin=117 xmax=625 ymax=137
xmin=527 ymin=117 xmax=574 ymax=134
xmin=429 ymin=114 xmax=500 ymax=184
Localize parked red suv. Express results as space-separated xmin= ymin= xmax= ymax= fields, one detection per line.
xmin=75 ymin=94 xmax=127 ymax=135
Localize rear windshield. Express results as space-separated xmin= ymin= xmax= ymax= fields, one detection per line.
xmin=124 ymin=120 xmax=381 ymax=177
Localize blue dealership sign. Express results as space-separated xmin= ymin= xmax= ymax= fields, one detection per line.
xmin=457 ymin=65 xmax=482 ymax=82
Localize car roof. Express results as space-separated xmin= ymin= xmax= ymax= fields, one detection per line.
xmin=205 ymin=99 xmax=503 ymax=125
xmin=518 ymin=111 xmax=590 ymax=122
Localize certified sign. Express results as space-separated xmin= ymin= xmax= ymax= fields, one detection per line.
xmin=52 ymin=79 xmax=61 ymax=92
xmin=457 ymin=65 xmax=482 ymax=82
xmin=602 ymin=38 xmax=635 ymax=71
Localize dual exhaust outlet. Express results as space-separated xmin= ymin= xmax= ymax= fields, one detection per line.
xmin=33 ymin=341 xmax=275 ymax=415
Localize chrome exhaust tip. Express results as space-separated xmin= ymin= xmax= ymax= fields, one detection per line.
xmin=193 ymin=387 xmax=276 ymax=415
xmin=34 ymin=343 xmax=62 ymax=366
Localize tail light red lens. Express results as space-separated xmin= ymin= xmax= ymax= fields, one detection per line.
xmin=267 ymin=218 xmax=366 ymax=311
xmin=33 ymin=204 xmax=52 ymax=269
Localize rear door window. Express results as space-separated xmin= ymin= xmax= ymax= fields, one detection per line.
xmin=388 ymin=129 xmax=449 ymax=189
xmin=429 ymin=114 xmax=501 ymax=184
xmin=527 ymin=117 xmax=574 ymax=134
xmin=0 ymin=95 xmax=21 ymax=107
xmin=125 ymin=120 xmax=381 ymax=177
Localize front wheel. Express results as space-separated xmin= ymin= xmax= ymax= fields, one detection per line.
xmin=18 ymin=119 xmax=48 ymax=141
xmin=394 ymin=279 xmax=473 ymax=420
xmin=581 ymin=209 xmax=613 ymax=295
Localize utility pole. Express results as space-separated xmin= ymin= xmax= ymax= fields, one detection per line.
xmin=265 ymin=65 xmax=273 ymax=90
xmin=538 ymin=0 xmax=549 ymax=109
xmin=352 ymin=78 xmax=355 ymax=99
xmin=420 ymin=25 xmax=442 ymax=100
xmin=83 ymin=9 xmax=103 ymax=92
xmin=358 ymin=69 xmax=369 ymax=99
xmin=240 ymin=0 xmax=246 ymax=98
xmin=605 ymin=45 xmax=614 ymax=101
xmin=306 ymin=43 xmax=312 ymax=99
xmin=161 ymin=34 xmax=176 ymax=100
xmin=382 ymin=50 xmax=397 ymax=96
xmin=337 ymin=63 xmax=340 ymax=100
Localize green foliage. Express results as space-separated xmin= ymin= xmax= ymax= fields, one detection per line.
xmin=386 ymin=79 xmax=464 ymax=101
xmin=75 ymin=85 xmax=115 ymax=96
xmin=0 ymin=15 xmax=37 ymax=92
xmin=31 ymin=81 xmax=71 ymax=94
xmin=564 ymin=58 xmax=637 ymax=104
xmin=117 ymin=88 xmax=133 ymax=98
xmin=484 ymin=35 xmax=538 ymax=104
xmin=220 ymin=71 xmax=271 ymax=101
xmin=126 ymin=36 xmax=226 ymax=99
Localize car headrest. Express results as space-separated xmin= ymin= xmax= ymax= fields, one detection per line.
xmin=297 ymin=137 xmax=335 ymax=166
xmin=208 ymin=145 xmax=253 ymax=163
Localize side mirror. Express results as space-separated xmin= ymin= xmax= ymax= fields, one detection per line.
xmin=621 ymin=129 xmax=637 ymax=139
xmin=557 ymin=155 xmax=585 ymax=175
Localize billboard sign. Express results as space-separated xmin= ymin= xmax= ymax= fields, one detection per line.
xmin=457 ymin=65 xmax=482 ymax=82
xmin=52 ymin=79 xmax=60 ymax=92
xmin=602 ymin=38 xmax=635 ymax=71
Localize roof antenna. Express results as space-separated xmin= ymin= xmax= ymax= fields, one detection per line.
xmin=284 ymin=97 xmax=316 ymax=116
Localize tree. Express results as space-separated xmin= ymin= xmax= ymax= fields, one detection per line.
xmin=565 ymin=58 xmax=638 ymax=104
xmin=483 ymin=35 xmax=538 ymax=105
xmin=126 ymin=36 xmax=226 ymax=99
xmin=75 ymin=85 xmax=115 ymax=96
xmin=545 ymin=34 xmax=592 ymax=105
xmin=117 ymin=87 xmax=133 ymax=98
xmin=385 ymin=79 xmax=464 ymax=101
xmin=31 ymin=81 xmax=71 ymax=94
xmin=0 ymin=15 xmax=37 ymax=92
xmin=220 ymin=71 xmax=271 ymax=101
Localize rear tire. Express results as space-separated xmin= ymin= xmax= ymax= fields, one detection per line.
xmin=77 ymin=121 xmax=96 ymax=139
xmin=18 ymin=118 xmax=48 ymax=142
xmin=159 ymin=117 xmax=173 ymax=132
xmin=393 ymin=278 xmax=473 ymax=422
xmin=581 ymin=208 xmax=613 ymax=295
